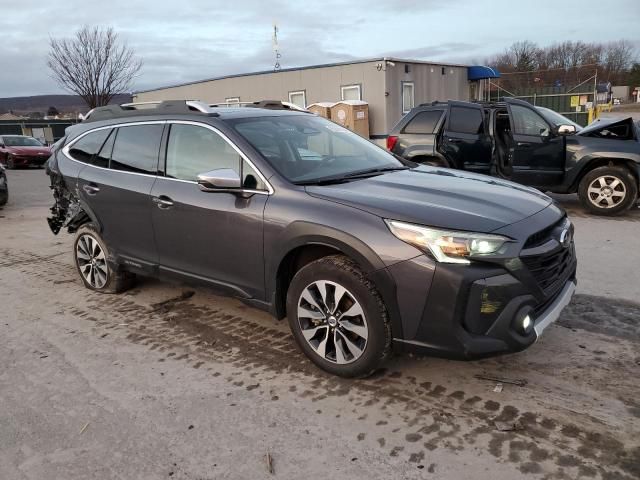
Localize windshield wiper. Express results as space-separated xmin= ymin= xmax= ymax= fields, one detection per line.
xmin=341 ymin=166 xmax=408 ymax=179
xmin=294 ymin=166 xmax=408 ymax=186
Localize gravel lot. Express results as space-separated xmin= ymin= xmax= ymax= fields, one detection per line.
xmin=1 ymin=170 xmax=639 ymax=480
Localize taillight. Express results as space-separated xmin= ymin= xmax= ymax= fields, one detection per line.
xmin=386 ymin=135 xmax=398 ymax=151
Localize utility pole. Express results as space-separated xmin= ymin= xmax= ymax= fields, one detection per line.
xmin=272 ymin=24 xmax=281 ymax=71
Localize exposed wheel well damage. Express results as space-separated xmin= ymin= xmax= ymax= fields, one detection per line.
xmin=274 ymin=244 xmax=345 ymax=319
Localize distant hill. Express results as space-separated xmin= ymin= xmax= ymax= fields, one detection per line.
xmin=0 ymin=94 xmax=132 ymax=115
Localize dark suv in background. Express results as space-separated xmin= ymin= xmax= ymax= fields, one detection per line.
xmin=387 ymin=98 xmax=640 ymax=216
xmin=47 ymin=100 xmax=576 ymax=377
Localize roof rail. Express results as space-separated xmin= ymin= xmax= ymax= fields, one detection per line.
xmin=418 ymin=100 xmax=449 ymax=107
xmin=209 ymin=100 xmax=309 ymax=112
xmin=83 ymin=100 xmax=219 ymax=122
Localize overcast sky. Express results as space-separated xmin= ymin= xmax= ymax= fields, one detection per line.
xmin=1 ymin=0 xmax=638 ymax=97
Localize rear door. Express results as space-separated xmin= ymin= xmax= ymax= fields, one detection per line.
xmin=77 ymin=122 xmax=163 ymax=268
xmin=506 ymin=101 xmax=565 ymax=186
xmin=440 ymin=102 xmax=492 ymax=173
xmin=150 ymin=121 xmax=268 ymax=300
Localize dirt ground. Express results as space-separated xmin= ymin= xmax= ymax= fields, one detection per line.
xmin=1 ymin=170 xmax=639 ymax=480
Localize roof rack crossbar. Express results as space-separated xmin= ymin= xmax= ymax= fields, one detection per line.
xmin=208 ymin=100 xmax=309 ymax=112
xmin=82 ymin=100 xmax=219 ymax=122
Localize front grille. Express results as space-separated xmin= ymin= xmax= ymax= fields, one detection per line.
xmin=523 ymin=217 xmax=564 ymax=248
xmin=521 ymin=244 xmax=575 ymax=297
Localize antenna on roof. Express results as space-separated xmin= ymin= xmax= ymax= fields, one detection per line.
xmin=272 ymin=23 xmax=281 ymax=71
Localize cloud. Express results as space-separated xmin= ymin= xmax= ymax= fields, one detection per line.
xmin=0 ymin=0 xmax=637 ymax=97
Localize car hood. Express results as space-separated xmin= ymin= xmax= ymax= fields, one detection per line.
xmin=6 ymin=146 xmax=52 ymax=155
xmin=305 ymin=167 xmax=553 ymax=233
xmin=577 ymin=117 xmax=639 ymax=140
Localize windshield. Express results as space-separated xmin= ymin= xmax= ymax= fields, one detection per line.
xmin=2 ymin=136 xmax=43 ymax=147
xmin=536 ymin=107 xmax=582 ymax=131
xmin=229 ymin=115 xmax=404 ymax=183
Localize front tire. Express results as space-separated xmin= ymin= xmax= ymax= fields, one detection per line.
xmin=286 ymin=255 xmax=392 ymax=377
xmin=578 ymin=166 xmax=637 ymax=216
xmin=6 ymin=156 xmax=15 ymax=169
xmin=73 ymin=224 xmax=134 ymax=293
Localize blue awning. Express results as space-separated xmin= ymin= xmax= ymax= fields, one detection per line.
xmin=468 ymin=65 xmax=501 ymax=81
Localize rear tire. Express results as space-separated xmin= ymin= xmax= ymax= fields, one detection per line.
xmin=578 ymin=166 xmax=637 ymax=216
xmin=286 ymin=255 xmax=392 ymax=378
xmin=73 ymin=224 xmax=134 ymax=293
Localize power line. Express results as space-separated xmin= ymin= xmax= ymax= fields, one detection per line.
xmin=499 ymin=63 xmax=599 ymax=75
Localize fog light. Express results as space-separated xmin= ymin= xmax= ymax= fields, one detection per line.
xmin=513 ymin=308 xmax=534 ymax=336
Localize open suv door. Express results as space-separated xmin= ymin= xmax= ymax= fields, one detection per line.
xmin=502 ymin=98 xmax=566 ymax=187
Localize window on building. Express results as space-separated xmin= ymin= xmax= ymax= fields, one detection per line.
xmin=110 ymin=124 xmax=163 ymax=174
xmin=448 ymin=106 xmax=484 ymax=134
xmin=402 ymin=110 xmax=443 ymax=134
xmin=341 ymin=85 xmax=361 ymax=101
xmin=288 ymin=90 xmax=306 ymax=109
xmin=67 ymin=128 xmax=111 ymax=164
xmin=402 ymin=82 xmax=414 ymax=113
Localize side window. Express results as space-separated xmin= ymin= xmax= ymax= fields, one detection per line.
xmin=166 ymin=124 xmax=241 ymax=182
xmin=449 ymin=106 xmax=484 ymax=134
xmin=511 ymin=105 xmax=550 ymax=136
xmin=403 ymin=110 xmax=443 ymax=134
xmin=110 ymin=124 xmax=163 ymax=174
xmin=67 ymin=129 xmax=111 ymax=164
xmin=93 ymin=130 xmax=115 ymax=168
xmin=242 ymin=160 xmax=267 ymax=190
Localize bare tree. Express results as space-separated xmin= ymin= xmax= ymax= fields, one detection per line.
xmin=48 ymin=26 xmax=142 ymax=109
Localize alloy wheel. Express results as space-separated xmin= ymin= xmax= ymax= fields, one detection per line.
xmin=587 ymin=175 xmax=626 ymax=209
xmin=297 ymin=280 xmax=368 ymax=364
xmin=76 ymin=234 xmax=108 ymax=288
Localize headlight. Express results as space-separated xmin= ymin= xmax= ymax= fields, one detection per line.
xmin=385 ymin=220 xmax=511 ymax=264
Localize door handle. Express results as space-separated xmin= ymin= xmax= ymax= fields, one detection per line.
xmin=517 ymin=142 xmax=531 ymax=148
xmin=152 ymin=196 xmax=174 ymax=209
xmin=448 ymin=138 xmax=462 ymax=143
xmin=82 ymin=184 xmax=100 ymax=195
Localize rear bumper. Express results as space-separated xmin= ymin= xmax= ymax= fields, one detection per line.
xmin=11 ymin=156 xmax=48 ymax=166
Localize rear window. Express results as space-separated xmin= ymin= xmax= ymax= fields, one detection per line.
xmin=448 ymin=106 xmax=484 ymax=134
xmin=110 ymin=124 xmax=163 ymax=174
xmin=402 ymin=110 xmax=443 ymax=134
xmin=68 ymin=129 xmax=111 ymax=164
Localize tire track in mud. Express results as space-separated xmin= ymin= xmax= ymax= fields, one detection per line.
xmin=2 ymin=248 xmax=639 ymax=479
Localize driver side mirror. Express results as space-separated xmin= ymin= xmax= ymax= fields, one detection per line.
xmin=197 ymin=168 xmax=242 ymax=192
xmin=556 ymin=124 xmax=576 ymax=136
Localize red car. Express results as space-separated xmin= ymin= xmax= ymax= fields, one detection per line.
xmin=0 ymin=135 xmax=52 ymax=168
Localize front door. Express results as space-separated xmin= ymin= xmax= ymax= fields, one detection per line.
xmin=150 ymin=122 xmax=269 ymax=300
xmin=506 ymin=102 xmax=565 ymax=187
xmin=440 ymin=102 xmax=492 ymax=173
xmin=76 ymin=123 xmax=164 ymax=266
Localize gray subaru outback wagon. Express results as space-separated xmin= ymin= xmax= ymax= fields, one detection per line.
xmin=47 ymin=100 xmax=577 ymax=377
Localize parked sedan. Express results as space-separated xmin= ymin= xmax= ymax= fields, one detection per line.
xmin=0 ymin=135 xmax=52 ymax=169
xmin=0 ymin=164 xmax=7 ymax=206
